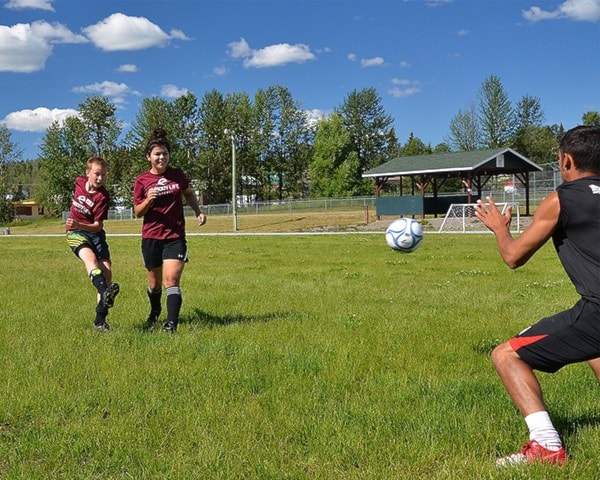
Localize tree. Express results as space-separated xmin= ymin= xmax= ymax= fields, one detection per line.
xmin=309 ymin=113 xmax=360 ymax=197
xmin=252 ymin=85 xmax=313 ymax=200
xmin=477 ymin=75 xmax=514 ymax=148
xmin=168 ymin=92 xmax=201 ymax=178
xmin=78 ymin=96 xmax=121 ymax=157
xmin=447 ymin=101 xmax=481 ymax=151
xmin=196 ymin=89 xmax=233 ymax=204
xmin=125 ymin=96 xmax=175 ymax=161
xmin=336 ymin=87 xmax=395 ymax=173
xmin=400 ymin=132 xmax=432 ymax=156
xmin=4 ymin=159 xmax=36 ymax=202
xmin=38 ymin=116 xmax=90 ymax=214
xmin=582 ymin=111 xmax=600 ymax=126
xmin=512 ymin=124 xmax=563 ymax=165
xmin=514 ymin=94 xmax=544 ymax=130
xmin=0 ymin=124 xmax=23 ymax=223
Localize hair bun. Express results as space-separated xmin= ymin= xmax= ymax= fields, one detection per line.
xmin=152 ymin=127 xmax=168 ymax=140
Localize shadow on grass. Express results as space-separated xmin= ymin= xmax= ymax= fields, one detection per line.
xmin=182 ymin=308 xmax=302 ymax=327
xmin=555 ymin=411 xmax=600 ymax=439
xmin=135 ymin=308 xmax=302 ymax=332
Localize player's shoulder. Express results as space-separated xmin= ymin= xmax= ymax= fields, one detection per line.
xmin=533 ymin=191 xmax=560 ymax=220
xmin=135 ymin=169 xmax=153 ymax=182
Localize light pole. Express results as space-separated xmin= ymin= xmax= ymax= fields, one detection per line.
xmin=224 ymin=129 xmax=238 ymax=232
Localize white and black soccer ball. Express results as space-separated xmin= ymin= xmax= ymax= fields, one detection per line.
xmin=385 ymin=218 xmax=423 ymax=253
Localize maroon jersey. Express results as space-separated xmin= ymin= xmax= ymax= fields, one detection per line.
xmin=67 ymin=176 xmax=109 ymax=231
xmin=134 ymin=167 xmax=190 ymax=239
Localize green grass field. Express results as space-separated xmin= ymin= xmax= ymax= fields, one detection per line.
xmin=0 ymin=223 xmax=598 ymax=478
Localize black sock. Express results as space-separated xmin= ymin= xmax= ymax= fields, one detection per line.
xmin=95 ymin=302 xmax=108 ymax=325
xmin=90 ymin=268 xmax=108 ymax=296
xmin=148 ymin=288 xmax=162 ymax=316
xmin=166 ymin=286 xmax=182 ymax=325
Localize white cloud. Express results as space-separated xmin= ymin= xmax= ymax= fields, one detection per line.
xmin=0 ymin=21 xmax=86 ymax=73
xmin=522 ymin=6 xmax=562 ymax=21
xmin=2 ymin=107 xmax=79 ymax=132
xmin=83 ymin=13 xmax=185 ymax=51
xmin=228 ymin=37 xmax=316 ymax=68
xmin=361 ymin=56 xmax=385 ymax=68
xmin=72 ymin=81 xmax=138 ymax=105
xmin=0 ymin=24 xmax=51 ymax=72
xmin=160 ymin=84 xmax=189 ymax=98
xmin=457 ymin=28 xmax=469 ymax=36
xmin=228 ymin=38 xmax=252 ymax=58
xmin=30 ymin=21 xmax=88 ymax=44
xmin=117 ymin=63 xmax=138 ymax=73
xmin=212 ymin=66 xmax=227 ymax=76
xmin=523 ymin=0 xmax=600 ymax=22
xmin=559 ymin=0 xmax=600 ymax=21
xmin=304 ymin=108 xmax=329 ymax=127
xmin=426 ymin=0 xmax=454 ymax=6
xmin=388 ymin=78 xmax=422 ymax=98
xmin=399 ymin=61 xmax=411 ymax=68
xmin=5 ymin=0 xmax=54 ymax=11
xmin=169 ymin=29 xmax=190 ymax=41
xmin=347 ymin=54 xmax=386 ymax=67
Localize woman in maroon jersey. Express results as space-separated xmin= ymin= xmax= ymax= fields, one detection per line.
xmin=133 ymin=128 xmax=206 ymax=333
xmin=66 ymin=156 xmax=120 ymax=331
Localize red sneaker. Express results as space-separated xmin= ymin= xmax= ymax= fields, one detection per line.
xmin=496 ymin=440 xmax=566 ymax=467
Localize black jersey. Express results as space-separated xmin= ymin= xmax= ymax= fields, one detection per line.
xmin=553 ymin=176 xmax=600 ymax=303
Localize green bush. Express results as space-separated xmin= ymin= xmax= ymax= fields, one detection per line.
xmin=0 ymin=197 xmax=15 ymax=224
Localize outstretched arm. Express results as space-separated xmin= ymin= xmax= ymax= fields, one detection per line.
xmin=474 ymin=194 xmax=559 ymax=269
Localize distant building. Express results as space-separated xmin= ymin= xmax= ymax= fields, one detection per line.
xmin=14 ymin=200 xmax=44 ymax=219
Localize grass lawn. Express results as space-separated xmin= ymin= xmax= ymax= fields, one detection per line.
xmin=0 ymin=220 xmax=597 ymax=479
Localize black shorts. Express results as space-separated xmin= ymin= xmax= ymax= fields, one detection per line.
xmin=510 ymin=298 xmax=600 ymax=373
xmin=141 ymin=237 xmax=188 ymax=269
xmin=67 ymin=230 xmax=110 ymax=260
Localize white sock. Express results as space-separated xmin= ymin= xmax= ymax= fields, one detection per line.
xmin=525 ymin=411 xmax=562 ymax=451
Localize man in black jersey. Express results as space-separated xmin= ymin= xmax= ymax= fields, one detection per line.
xmin=475 ymin=125 xmax=600 ymax=466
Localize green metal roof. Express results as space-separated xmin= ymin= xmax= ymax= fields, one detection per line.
xmin=363 ymin=147 xmax=543 ymax=178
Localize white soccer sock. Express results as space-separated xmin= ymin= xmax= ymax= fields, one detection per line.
xmin=525 ymin=411 xmax=562 ymax=451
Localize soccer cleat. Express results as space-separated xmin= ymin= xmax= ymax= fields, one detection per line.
xmin=145 ymin=311 xmax=161 ymax=331
xmin=162 ymin=321 xmax=177 ymax=334
xmin=102 ymin=283 xmax=120 ymax=308
xmin=496 ymin=440 xmax=566 ymax=467
xmin=94 ymin=320 xmax=110 ymax=332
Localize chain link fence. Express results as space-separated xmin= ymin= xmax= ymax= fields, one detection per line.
xmin=63 ymin=165 xmax=560 ymax=222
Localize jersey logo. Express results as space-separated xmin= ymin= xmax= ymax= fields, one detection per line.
xmin=158 ymin=178 xmax=169 ymax=186
xmin=590 ymin=184 xmax=600 ymax=195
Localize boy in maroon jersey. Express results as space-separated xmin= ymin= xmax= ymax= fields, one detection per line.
xmin=66 ymin=156 xmax=120 ymax=331
xmin=134 ymin=128 xmax=206 ymax=333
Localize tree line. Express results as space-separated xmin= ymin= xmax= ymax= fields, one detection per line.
xmin=1 ymin=75 xmax=599 ymax=222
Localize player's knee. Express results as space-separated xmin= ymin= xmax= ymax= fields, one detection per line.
xmin=491 ymin=342 xmax=513 ymax=369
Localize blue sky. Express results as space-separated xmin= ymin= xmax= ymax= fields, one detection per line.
xmin=1 ymin=0 xmax=599 ymax=160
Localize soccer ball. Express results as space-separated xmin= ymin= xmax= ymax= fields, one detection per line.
xmin=385 ymin=218 xmax=423 ymax=253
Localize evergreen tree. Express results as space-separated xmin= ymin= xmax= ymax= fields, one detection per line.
xmin=477 ymin=75 xmax=514 ymax=148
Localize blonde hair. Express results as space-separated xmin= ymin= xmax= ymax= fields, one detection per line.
xmin=86 ymin=156 xmax=108 ymax=171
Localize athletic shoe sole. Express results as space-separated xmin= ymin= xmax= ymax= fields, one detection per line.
xmin=102 ymin=283 xmax=120 ymax=308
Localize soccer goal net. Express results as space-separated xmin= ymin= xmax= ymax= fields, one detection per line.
xmin=438 ymin=203 xmax=521 ymax=234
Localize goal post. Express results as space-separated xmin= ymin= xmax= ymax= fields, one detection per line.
xmin=438 ymin=203 xmax=521 ymax=234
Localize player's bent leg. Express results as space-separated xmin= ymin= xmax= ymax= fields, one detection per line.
xmin=588 ymin=358 xmax=600 ymax=382
xmin=492 ymin=342 xmax=546 ymax=416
